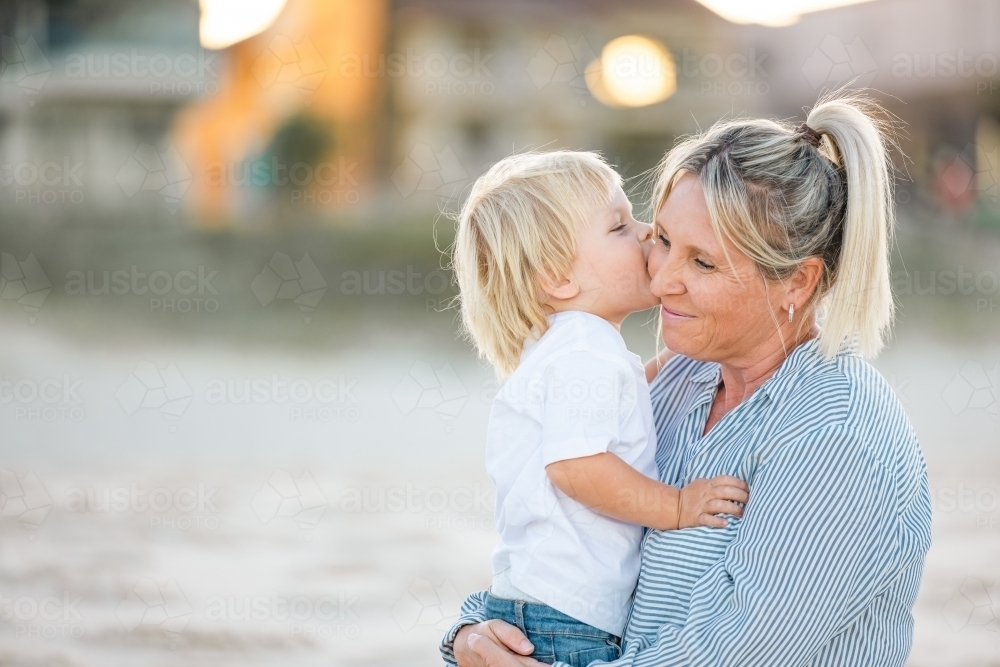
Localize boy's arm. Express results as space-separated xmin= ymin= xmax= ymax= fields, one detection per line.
xmin=545 ymin=452 xmax=748 ymax=530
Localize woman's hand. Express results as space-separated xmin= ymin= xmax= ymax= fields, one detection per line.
xmin=454 ymin=620 xmax=546 ymax=667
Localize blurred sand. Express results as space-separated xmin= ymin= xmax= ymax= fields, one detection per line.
xmin=0 ymin=317 xmax=998 ymax=666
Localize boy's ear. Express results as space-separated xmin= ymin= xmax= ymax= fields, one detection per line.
xmin=538 ymin=272 xmax=580 ymax=301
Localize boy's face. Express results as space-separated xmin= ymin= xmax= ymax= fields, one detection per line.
xmin=561 ymin=184 xmax=659 ymax=326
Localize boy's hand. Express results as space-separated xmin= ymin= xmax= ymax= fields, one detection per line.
xmin=677 ymin=475 xmax=749 ymax=529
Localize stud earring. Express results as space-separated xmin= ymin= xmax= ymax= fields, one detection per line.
xmin=787 ymin=303 xmax=795 ymax=322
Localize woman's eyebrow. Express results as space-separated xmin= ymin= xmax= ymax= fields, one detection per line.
xmin=657 ymin=227 xmax=718 ymax=259
xmin=686 ymin=240 xmax=721 ymax=261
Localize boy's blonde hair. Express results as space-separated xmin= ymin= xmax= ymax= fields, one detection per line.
xmin=451 ymin=151 xmax=621 ymax=377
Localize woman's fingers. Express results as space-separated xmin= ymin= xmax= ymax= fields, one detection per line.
xmin=486 ymin=619 xmax=534 ymax=655
xmin=469 ymin=633 xmax=547 ymax=666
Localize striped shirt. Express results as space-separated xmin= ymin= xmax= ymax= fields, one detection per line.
xmin=441 ymin=339 xmax=932 ymax=666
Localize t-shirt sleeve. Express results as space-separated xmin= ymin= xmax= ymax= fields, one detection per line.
xmin=539 ymin=350 xmax=637 ymax=467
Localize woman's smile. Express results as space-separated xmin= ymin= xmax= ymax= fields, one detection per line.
xmin=660 ymin=306 xmax=694 ymax=320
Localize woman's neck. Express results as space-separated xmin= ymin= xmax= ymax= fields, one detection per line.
xmin=715 ymin=322 xmax=819 ymax=414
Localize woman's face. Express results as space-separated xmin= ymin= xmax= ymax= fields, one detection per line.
xmin=647 ymin=174 xmax=785 ymax=364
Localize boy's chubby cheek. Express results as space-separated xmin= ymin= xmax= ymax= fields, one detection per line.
xmin=612 ymin=269 xmax=651 ymax=297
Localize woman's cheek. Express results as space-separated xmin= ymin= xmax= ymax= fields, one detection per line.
xmin=647 ymin=246 xmax=666 ymax=278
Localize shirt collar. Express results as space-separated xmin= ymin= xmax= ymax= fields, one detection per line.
xmin=685 ymin=337 xmax=833 ymax=402
xmin=758 ymin=337 xmax=830 ymax=402
xmin=689 ymin=361 xmax=721 ymax=385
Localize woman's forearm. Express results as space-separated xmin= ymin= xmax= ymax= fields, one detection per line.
xmin=545 ymin=452 xmax=681 ymax=530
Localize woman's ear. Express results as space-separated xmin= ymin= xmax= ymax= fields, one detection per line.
xmin=538 ymin=271 xmax=580 ymax=302
xmin=786 ymin=257 xmax=824 ymax=309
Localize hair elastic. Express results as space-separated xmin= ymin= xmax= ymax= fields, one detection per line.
xmin=794 ymin=122 xmax=823 ymax=148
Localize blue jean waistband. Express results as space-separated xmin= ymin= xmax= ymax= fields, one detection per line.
xmin=484 ymin=593 xmax=617 ymax=640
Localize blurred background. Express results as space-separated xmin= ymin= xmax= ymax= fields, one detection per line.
xmin=0 ymin=0 xmax=998 ymax=665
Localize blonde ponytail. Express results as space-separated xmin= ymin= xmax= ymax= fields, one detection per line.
xmin=806 ymin=95 xmax=895 ymax=357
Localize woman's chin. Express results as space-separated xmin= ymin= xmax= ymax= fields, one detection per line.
xmin=660 ymin=323 xmax=696 ymax=357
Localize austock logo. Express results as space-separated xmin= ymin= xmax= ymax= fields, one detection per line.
xmin=526 ymin=34 xmax=597 ymax=104
xmin=251 ymin=252 xmax=328 ymax=323
xmin=391 ymin=361 xmax=468 ymax=431
xmin=0 ymin=252 xmax=51 ymax=323
xmin=0 ymin=590 xmax=84 ymax=638
xmin=251 ymin=35 xmax=326 ymax=97
xmin=1 ymin=157 xmax=85 ymax=205
xmin=2 ymin=373 xmax=85 ymax=423
xmin=63 ymin=47 xmax=219 ymax=96
xmin=116 ymin=361 xmax=194 ymax=429
xmin=251 ymin=469 xmax=328 ymax=540
xmin=116 ymin=577 xmax=193 ymax=644
xmin=391 ymin=143 xmax=468 ymax=203
xmin=0 ymin=35 xmax=51 ymax=104
xmin=391 ymin=577 xmax=462 ymax=633
xmin=801 ymin=35 xmax=878 ymax=90
xmin=938 ymin=143 xmax=1000 ymax=205
xmin=115 ymin=144 xmax=193 ymax=214
xmin=943 ymin=361 xmax=998 ymax=421
xmin=0 ymin=470 xmax=52 ymax=538
xmin=942 ymin=577 xmax=1000 ymax=647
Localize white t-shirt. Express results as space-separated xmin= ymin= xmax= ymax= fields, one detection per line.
xmin=487 ymin=310 xmax=658 ymax=636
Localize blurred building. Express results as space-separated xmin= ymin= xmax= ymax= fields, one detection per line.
xmin=1 ymin=0 xmax=999 ymax=227
xmin=172 ymin=0 xmax=388 ymax=227
xmin=0 ymin=0 xmax=208 ymax=223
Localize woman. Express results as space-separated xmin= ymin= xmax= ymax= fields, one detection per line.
xmin=441 ymin=94 xmax=932 ymax=667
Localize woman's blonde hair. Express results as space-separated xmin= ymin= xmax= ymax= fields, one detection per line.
xmin=451 ymin=151 xmax=621 ymax=377
xmin=651 ymin=92 xmax=897 ymax=358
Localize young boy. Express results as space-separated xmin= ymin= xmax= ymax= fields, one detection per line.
xmin=449 ymin=151 xmax=748 ymax=666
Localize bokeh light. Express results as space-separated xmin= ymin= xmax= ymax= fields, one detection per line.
xmin=693 ymin=0 xmax=876 ymax=27
xmin=586 ymin=36 xmax=676 ymax=108
xmin=199 ymin=0 xmax=288 ymax=50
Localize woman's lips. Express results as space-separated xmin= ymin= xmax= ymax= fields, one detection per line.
xmin=661 ymin=306 xmax=694 ymax=320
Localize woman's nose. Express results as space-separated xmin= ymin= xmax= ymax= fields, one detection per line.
xmin=648 ymin=249 xmax=681 ymax=297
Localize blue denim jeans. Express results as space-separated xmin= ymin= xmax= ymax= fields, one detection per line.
xmin=483 ymin=593 xmax=622 ymax=667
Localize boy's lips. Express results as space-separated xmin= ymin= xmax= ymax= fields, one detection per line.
xmin=661 ymin=306 xmax=694 ymax=320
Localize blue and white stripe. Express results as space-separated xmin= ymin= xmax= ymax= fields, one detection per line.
xmin=442 ymin=338 xmax=932 ymax=666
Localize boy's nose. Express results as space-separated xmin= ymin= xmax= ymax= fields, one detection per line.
xmin=637 ymin=223 xmax=654 ymax=259
xmin=637 ymin=222 xmax=654 ymax=242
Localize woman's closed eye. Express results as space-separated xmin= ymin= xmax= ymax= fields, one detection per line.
xmin=659 ymin=234 xmax=715 ymax=270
